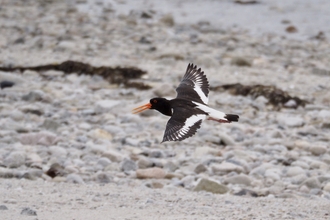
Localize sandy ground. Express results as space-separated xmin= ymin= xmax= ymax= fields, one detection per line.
xmin=2 ymin=179 xmax=330 ymax=220
xmin=1 ymin=0 xmax=330 ymax=219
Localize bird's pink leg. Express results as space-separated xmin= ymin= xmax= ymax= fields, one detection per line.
xmin=207 ymin=117 xmax=231 ymax=123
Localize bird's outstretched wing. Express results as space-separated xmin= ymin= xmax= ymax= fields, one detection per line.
xmin=175 ymin=63 xmax=209 ymax=105
xmin=162 ymin=108 xmax=206 ymax=142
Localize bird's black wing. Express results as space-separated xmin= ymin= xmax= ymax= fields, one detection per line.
xmin=175 ymin=63 xmax=209 ymax=105
xmin=162 ymin=107 xmax=206 ymax=142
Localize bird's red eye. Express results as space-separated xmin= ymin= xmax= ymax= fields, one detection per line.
xmin=153 ymin=100 xmax=157 ymax=103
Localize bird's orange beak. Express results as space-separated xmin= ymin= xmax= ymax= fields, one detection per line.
xmin=132 ymin=103 xmax=152 ymax=114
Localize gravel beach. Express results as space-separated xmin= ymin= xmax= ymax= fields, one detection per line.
xmin=1 ymin=0 xmax=330 ymax=219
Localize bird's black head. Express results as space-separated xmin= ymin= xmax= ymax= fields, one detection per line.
xmin=149 ymin=98 xmax=172 ymax=116
xmin=132 ymin=98 xmax=172 ymax=116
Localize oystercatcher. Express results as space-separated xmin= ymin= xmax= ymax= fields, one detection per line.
xmin=133 ymin=63 xmax=239 ymax=142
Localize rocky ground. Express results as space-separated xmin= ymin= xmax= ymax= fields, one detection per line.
xmin=1 ymin=0 xmax=330 ymax=219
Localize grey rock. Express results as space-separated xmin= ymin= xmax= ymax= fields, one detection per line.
xmin=136 ymin=167 xmax=166 ymax=179
xmin=49 ymin=146 xmax=67 ymax=157
xmin=194 ymin=163 xmax=207 ymax=174
xmin=20 ymin=104 xmax=44 ymax=116
xmin=21 ymin=207 xmax=37 ymax=216
xmin=3 ymin=151 xmax=26 ymax=168
xmin=66 ymin=173 xmax=85 ymax=184
xmin=231 ymin=57 xmax=252 ymax=67
xmin=219 ymin=133 xmax=236 ymax=146
xmin=284 ymin=166 xmax=305 ymax=177
xmin=211 ymin=161 xmax=244 ymax=174
xmin=22 ymin=90 xmax=45 ymax=102
xmin=41 ymin=119 xmax=61 ymax=131
xmin=95 ymin=172 xmax=113 ymax=183
xmin=22 ymin=169 xmax=43 ymax=180
xmin=20 ymin=131 xmax=58 ymax=146
xmin=97 ymin=157 xmax=112 ymax=168
xmin=137 ymin=157 xmax=154 ymax=169
xmin=102 ymin=150 xmax=124 ymax=162
xmin=120 ymin=158 xmax=137 ymax=172
xmin=308 ymin=145 xmax=327 ymax=156
xmin=223 ymin=174 xmax=252 ymax=186
xmin=163 ymin=161 xmax=178 ymax=172
xmin=0 ymin=205 xmax=8 ymax=210
xmin=149 ymin=150 xmax=164 ymax=158
xmin=181 ymin=175 xmax=195 ymax=189
xmin=301 ymin=177 xmax=321 ymax=189
xmin=323 ymin=182 xmax=330 ymax=192
xmin=277 ymin=115 xmax=304 ymax=127
xmin=193 ymin=178 xmax=229 ymax=194
xmin=46 ymin=163 xmax=66 ymax=178
xmin=123 ymin=137 xmax=140 ymax=146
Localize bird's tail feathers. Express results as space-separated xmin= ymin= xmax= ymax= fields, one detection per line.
xmin=224 ymin=114 xmax=239 ymax=122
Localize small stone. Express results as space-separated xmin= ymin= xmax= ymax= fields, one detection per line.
xmin=301 ymin=177 xmax=321 ymax=189
xmin=96 ymin=173 xmax=112 ymax=183
xmin=231 ymin=57 xmax=252 ymax=67
xmin=66 ymin=173 xmax=85 ymax=184
xmin=211 ymin=162 xmax=244 ymax=174
xmin=194 ymin=146 xmax=220 ymax=157
xmin=137 ymin=157 xmax=154 ymax=169
xmin=22 ymin=90 xmax=44 ymax=102
xmin=150 ymin=181 xmax=164 ymax=189
xmin=102 ymin=150 xmax=124 ymax=162
xmin=89 ymin=129 xmax=113 ymax=141
xmin=163 ymin=161 xmax=178 ymax=172
xmin=219 ymin=133 xmax=236 ymax=146
xmin=193 ymin=178 xmax=229 ymax=194
xmin=136 ymin=167 xmax=166 ymax=179
xmin=0 ymin=80 xmax=15 ymax=89
xmin=20 ymin=104 xmax=44 ymax=116
xmin=159 ymin=14 xmax=175 ymax=26
xmin=20 ymin=131 xmax=58 ymax=146
xmin=285 ymin=166 xmax=305 ymax=177
xmin=97 ymin=157 xmax=112 ymax=168
xmin=0 ymin=205 xmax=8 ymax=210
xmin=223 ymin=174 xmax=252 ymax=186
xmin=120 ymin=158 xmax=137 ymax=172
xmin=323 ymin=182 xmax=330 ymax=192
xmin=308 ymin=145 xmax=327 ymax=156
xmin=3 ymin=151 xmax=26 ymax=168
xmin=46 ymin=163 xmax=65 ymax=178
xmin=21 ymin=207 xmax=37 ymax=216
xmin=41 ymin=119 xmax=61 ymax=131
xmin=277 ymin=115 xmax=304 ymax=127
xmin=194 ymin=163 xmax=207 ymax=174
xmin=234 ymin=189 xmax=258 ymax=197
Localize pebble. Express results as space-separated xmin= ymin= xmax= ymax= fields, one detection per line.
xmin=66 ymin=173 xmax=85 ymax=184
xmin=120 ymin=158 xmax=137 ymax=172
xmin=223 ymin=174 xmax=252 ymax=186
xmin=193 ymin=178 xmax=229 ymax=194
xmin=3 ymin=151 xmax=26 ymax=168
xmin=21 ymin=207 xmax=37 ymax=216
xmin=0 ymin=205 xmax=8 ymax=210
xmin=211 ymin=162 xmax=244 ymax=174
xmin=136 ymin=167 xmax=166 ymax=179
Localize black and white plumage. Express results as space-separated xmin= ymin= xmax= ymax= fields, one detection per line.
xmin=133 ymin=63 xmax=239 ymax=142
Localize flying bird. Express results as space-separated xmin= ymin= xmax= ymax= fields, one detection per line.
xmin=133 ymin=63 xmax=239 ymax=142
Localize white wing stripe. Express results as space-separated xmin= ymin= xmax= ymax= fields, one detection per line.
xmin=193 ymin=102 xmax=226 ymax=120
xmin=193 ymin=82 xmax=208 ymax=104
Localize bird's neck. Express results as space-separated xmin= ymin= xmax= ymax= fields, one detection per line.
xmin=158 ymin=100 xmax=172 ymax=117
